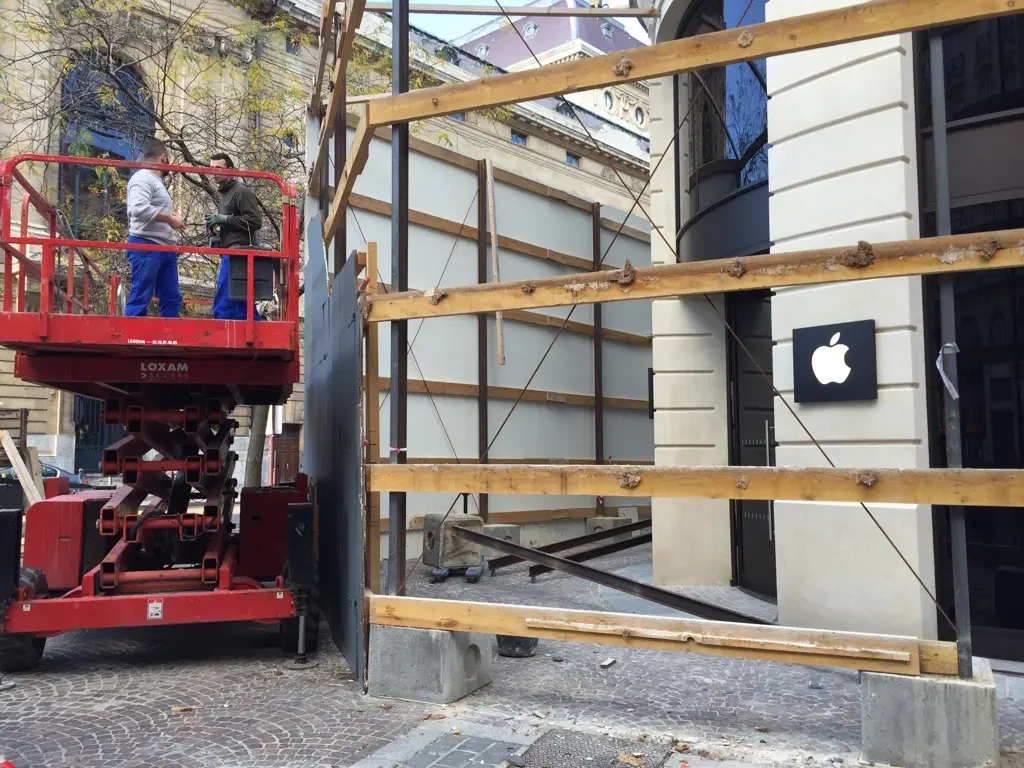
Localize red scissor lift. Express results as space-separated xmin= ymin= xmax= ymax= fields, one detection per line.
xmin=0 ymin=155 xmax=315 ymax=671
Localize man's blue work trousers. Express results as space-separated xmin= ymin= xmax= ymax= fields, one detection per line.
xmin=213 ymin=256 xmax=261 ymax=321
xmin=124 ymin=236 xmax=181 ymax=318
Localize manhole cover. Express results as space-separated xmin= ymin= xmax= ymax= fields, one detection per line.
xmin=519 ymin=729 xmax=671 ymax=768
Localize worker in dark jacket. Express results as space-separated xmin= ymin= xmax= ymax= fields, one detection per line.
xmin=205 ymin=152 xmax=263 ymax=320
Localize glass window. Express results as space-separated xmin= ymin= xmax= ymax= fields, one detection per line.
xmin=451 ymin=112 xmax=465 ymax=121
xmin=603 ymin=90 xmax=614 ymax=111
xmin=285 ymin=36 xmax=300 ymax=54
xmin=566 ymin=152 xmax=580 ymax=167
xmin=683 ymin=0 xmax=768 ymax=187
xmin=510 ymin=130 xmax=527 ymax=146
xmin=634 ymin=106 xmax=646 ymax=127
xmin=919 ymin=18 xmax=1024 ymax=125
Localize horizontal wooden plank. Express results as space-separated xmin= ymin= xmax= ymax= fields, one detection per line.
xmin=373 ymin=376 xmax=648 ymax=411
xmin=362 ymin=2 xmax=659 ymax=15
xmin=373 ymin=278 xmax=650 ymax=346
xmin=376 ymin=504 xmax=647 ymax=531
xmin=601 ymin=216 xmax=650 ymax=244
xmin=347 ymin=192 xmax=593 ymax=270
xmin=377 ymin=457 xmax=655 ymax=466
xmin=367 ymin=463 xmax=1024 ymax=507
xmin=365 ymin=0 xmax=1021 ymax=126
xmin=341 ymin=111 xmax=596 ymax=210
xmin=366 ymin=229 xmax=1024 ymax=322
xmin=370 ymin=596 xmax=957 ymax=675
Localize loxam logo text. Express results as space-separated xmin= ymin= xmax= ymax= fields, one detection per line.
xmin=140 ymin=362 xmax=189 ymax=373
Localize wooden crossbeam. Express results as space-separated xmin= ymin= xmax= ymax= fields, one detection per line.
xmin=346 ymin=192 xmax=596 ymax=270
xmin=367 ymin=463 xmax=1024 ymax=508
xmin=370 ymin=596 xmax=958 ymax=676
xmin=309 ymin=0 xmax=340 ymax=113
xmin=362 ymin=3 xmax=659 ymax=15
xmin=364 ymin=0 xmax=1022 ymax=126
xmin=366 ymin=229 xmax=1024 ymax=322
xmin=375 ymin=376 xmax=649 ymax=410
xmin=325 ymin=103 xmax=373 ymax=244
xmin=309 ymin=0 xmax=368 ymax=196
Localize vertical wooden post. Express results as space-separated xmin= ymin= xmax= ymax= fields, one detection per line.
xmin=476 ymin=161 xmax=490 ymax=522
xmin=485 ymin=160 xmax=505 ymax=365
xmin=365 ymin=242 xmax=382 ymax=592
xmin=592 ymin=202 xmax=605 ymax=516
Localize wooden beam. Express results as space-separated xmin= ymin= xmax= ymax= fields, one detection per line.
xmin=370 ymin=596 xmax=958 ymax=676
xmin=366 ymin=229 xmax=1024 ymax=322
xmin=308 ymin=0 xmax=340 ymax=113
xmin=377 ymin=504 xmax=642 ymax=531
xmin=367 ymin=463 xmax=1024 ymax=508
xmin=378 ymin=457 xmax=655 ymax=465
xmin=309 ymin=0 xmax=368 ymax=196
xmin=325 ymin=103 xmax=373 ymax=244
xmin=365 ymin=0 xmax=1021 ymax=126
xmin=365 ymin=243 xmax=382 ymax=594
xmin=373 ymin=279 xmax=650 ymax=346
xmin=374 ymin=376 xmax=648 ymax=411
xmin=485 ymin=159 xmax=505 ymax=365
xmin=347 ymin=192 xmax=594 ymax=270
xmin=362 ymin=2 xmax=659 ymax=15
xmin=0 ymin=430 xmax=42 ymax=506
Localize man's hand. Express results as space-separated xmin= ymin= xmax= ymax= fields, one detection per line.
xmin=157 ymin=212 xmax=186 ymax=230
xmin=205 ymin=212 xmax=229 ymax=227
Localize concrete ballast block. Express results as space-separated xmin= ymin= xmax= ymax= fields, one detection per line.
xmin=480 ymin=524 xmax=520 ymax=559
xmin=422 ymin=512 xmax=482 ymax=569
xmin=861 ymin=658 xmax=998 ymax=768
xmin=586 ymin=516 xmax=633 ymax=544
xmin=368 ymin=625 xmax=492 ymax=704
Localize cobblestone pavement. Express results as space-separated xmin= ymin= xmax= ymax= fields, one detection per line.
xmin=2 ymin=544 xmax=1024 ymax=766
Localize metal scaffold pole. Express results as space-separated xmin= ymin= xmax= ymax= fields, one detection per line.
xmin=929 ymin=27 xmax=973 ymax=679
xmin=388 ymin=0 xmax=410 ymax=595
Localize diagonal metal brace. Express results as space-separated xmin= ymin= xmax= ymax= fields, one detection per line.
xmin=452 ymin=526 xmax=768 ymax=624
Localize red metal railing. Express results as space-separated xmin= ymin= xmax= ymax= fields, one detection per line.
xmin=0 ymin=154 xmax=301 ymax=349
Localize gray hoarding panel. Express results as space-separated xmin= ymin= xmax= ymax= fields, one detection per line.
xmin=303 ymin=217 xmax=366 ymax=684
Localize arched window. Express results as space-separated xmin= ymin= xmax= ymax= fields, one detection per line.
xmin=59 ymin=54 xmax=155 ymax=238
xmin=61 ymin=53 xmax=153 ymax=160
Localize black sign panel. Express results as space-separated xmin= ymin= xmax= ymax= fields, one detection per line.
xmin=793 ymin=320 xmax=877 ymax=404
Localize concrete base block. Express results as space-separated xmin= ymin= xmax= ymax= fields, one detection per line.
xmin=616 ymin=506 xmax=640 ymax=524
xmin=368 ymin=625 xmax=492 ymax=704
xmin=861 ymin=658 xmax=999 ymax=768
xmin=480 ymin=524 xmax=520 ymax=559
xmin=586 ymin=516 xmax=632 ymax=544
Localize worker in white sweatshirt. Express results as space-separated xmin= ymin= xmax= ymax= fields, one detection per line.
xmin=124 ymin=138 xmax=186 ymax=317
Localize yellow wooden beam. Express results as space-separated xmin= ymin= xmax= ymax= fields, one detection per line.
xmin=366 ymin=229 xmax=1024 ymax=322
xmin=325 ymin=103 xmax=373 ymax=245
xmin=367 ymin=463 xmax=1024 ymax=508
xmin=308 ymin=0 xmax=368 ymax=196
xmin=365 ymin=0 xmax=1021 ymax=126
xmin=362 ymin=2 xmax=659 ymax=15
xmin=370 ymin=596 xmax=958 ymax=676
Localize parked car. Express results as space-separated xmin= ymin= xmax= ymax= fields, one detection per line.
xmin=0 ymin=463 xmax=79 ymax=481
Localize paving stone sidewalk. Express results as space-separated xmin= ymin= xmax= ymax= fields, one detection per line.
xmin=3 ymin=545 xmax=1024 ymax=766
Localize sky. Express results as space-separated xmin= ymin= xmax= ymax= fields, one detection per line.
xmin=408 ymin=0 xmax=652 ymax=46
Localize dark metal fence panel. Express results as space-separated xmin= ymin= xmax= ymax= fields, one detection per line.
xmin=302 ymin=216 xmax=366 ymax=685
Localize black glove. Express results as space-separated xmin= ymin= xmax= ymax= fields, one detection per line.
xmin=205 ymin=212 xmax=228 ymax=227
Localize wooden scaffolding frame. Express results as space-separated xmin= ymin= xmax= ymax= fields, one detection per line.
xmin=308 ymin=0 xmax=1024 ymax=680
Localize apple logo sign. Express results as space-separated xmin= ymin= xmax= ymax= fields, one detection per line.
xmin=793 ymin=320 xmax=876 ymax=404
xmin=811 ymin=332 xmax=851 ymax=385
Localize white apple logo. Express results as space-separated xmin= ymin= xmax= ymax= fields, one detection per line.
xmin=811 ymin=331 xmax=852 ymax=385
